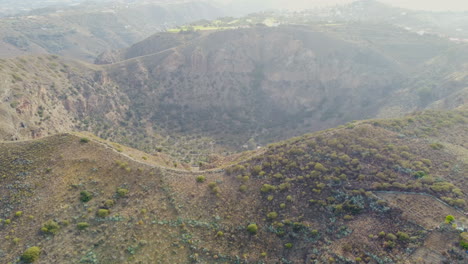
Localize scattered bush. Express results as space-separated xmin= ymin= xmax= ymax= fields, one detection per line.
xmin=314 ymin=163 xmax=326 ymax=171
xmin=384 ymin=240 xmax=396 ymax=248
xmin=239 ymin=185 xmax=248 ymax=192
xmin=429 ymin=143 xmax=444 ymax=150
xmin=261 ymin=184 xmax=277 ymax=193
xmin=343 ymin=215 xmax=354 ymax=220
xmin=267 ymin=212 xmax=278 ymax=220
xmin=397 ymin=231 xmax=409 ymax=241
xmin=77 ymin=222 xmax=90 ymax=230
xmin=80 ymin=137 xmax=90 ymax=143
xmin=116 ymin=188 xmax=129 ymax=198
xmin=278 ymin=182 xmax=291 ymax=191
xmin=104 ymin=200 xmax=115 ymax=208
xmin=284 ymin=243 xmax=293 ymax=249
xmin=208 ymin=182 xmax=220 ymax=194
xmin=196 ymin=175 xmax=206 ymax=183
xmin=21 ymin=246 xmax=41 ymax=263
xmin=251 ymin=165 xmax=262 ymax=176
xmin=41 ymin=220 xmax=60 ymax=235
xmin=15 ymin=211 xmax=23 ymax=217
xmin=386 ymin=233 xmax=397 ymax=241
xmin=445 ymin=215 xmax=455 ymax=224
xmin=431 ymin=182 xmax=455 ymax=192
xmin=460 ymin=232 xmax=468 ymax=249
xmin=80 ymin=190 xmax=93 ymax=203
xmin=247 ymin=223 xmax=258 ymax=234
xmin=97 ymin=209 xmax=110 ymax=218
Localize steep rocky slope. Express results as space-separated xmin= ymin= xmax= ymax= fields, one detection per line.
xmin=104 ymin=25 xmax=407 ymax=147
xmin=0 ymin=109 xmax=466 ymax=263
xmin=0 ymin=55 xmax=126 ymax=141
xmin=1 ymin=23 xmax=467 ymax=163
xmin=378 ymin=44 xmax=468 ymax=117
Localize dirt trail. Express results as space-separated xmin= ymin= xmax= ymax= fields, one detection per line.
xmin=87 ymin=134 xmax=266 ymax=175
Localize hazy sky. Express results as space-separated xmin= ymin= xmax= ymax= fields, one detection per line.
xmin=380 ymin=0 xmax=468 ymax=11
xmin=217 ymin=0 xmax=468 ymax=11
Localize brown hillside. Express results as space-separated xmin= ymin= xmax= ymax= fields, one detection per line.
xmin=0 ymin=109 xmax=466 ymax=263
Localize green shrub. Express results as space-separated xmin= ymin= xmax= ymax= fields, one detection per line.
xmin=97 ymin=209 xmax=110 ymax=218
xmin=104 ymin=200 xmax=115 ymax=208
xmin=21 ymin=246 xmax=41 ymax=263
xmin=216 ymin=231 xmax=224 ymax=237
xmin=116 ymin=188 xmax=129 ymax=198
xmin=247 ymin=223 xmax=258 ymax=234
xmin=431 ymin=182 xmax=454 ymax=192
xmin=260 ymin=184 xmax=277 ymax=193
xmin=386 ymin=233 xmax=397 ymax=241
xmin=251 ymin=165 xmax=262 ymax=176
xmin=15 ymin=211 xmax=23 ymax=217
xmin=413 ymin=171 xmax=427 ymax=179
xmin=284 ymin=243 xmax=293 ymax=249
xmin=460 ymin=232 xmax=468 ymax=249
xmin=397 ymin=231 xmax=409 ymax=241
xmin=267 ymin=212 xmax=278 ymax=220
xmin=445 ymin=215 xmax=455 ymax=224
xmin=80 ymin=137 xmax=90 ymax=143
xmin=208 ymin=182 xmax=220 ymax=194
xmin=278 ymin=182 xmax=291 ymax=191
xmin=80 ymin=190 xmax=93 ymax=203
xmin=314 ymin=163 xmax=326 ymax=171
xmin=273 ymin=173 xmax=283 ymax=179
xmin=429 ymin=143 xmax=444 ymax=150
xmin=384 ymin=240 xmax=396 ymax=248
xmin=196 ymin=175 xmax=206 ymax=183
xmin=343 ymin=215 xmax=353 ymax=220
xmin=41 ymin=220 xmax=60 ymax=235
xmin=77 ymin=222 xmax=90 ymax=230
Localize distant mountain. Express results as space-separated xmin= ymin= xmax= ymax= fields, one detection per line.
xmin=0 ymin=1 xmax=224 ymax=61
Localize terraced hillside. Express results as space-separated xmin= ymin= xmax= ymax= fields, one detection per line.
xmin=0 ymin=109 xmax=466 ymax=263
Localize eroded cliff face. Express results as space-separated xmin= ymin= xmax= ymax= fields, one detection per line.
xmin=1 ymin=25 xmax=466 ymax=157
xmin=0 ymin=56 xmax=127 ymax=141
xmin=106 ymin=26 xmax=405 ymax=145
